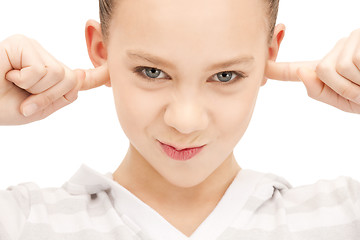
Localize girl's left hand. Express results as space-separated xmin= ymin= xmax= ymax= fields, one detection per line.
xmin=266 ymin=29 xmax=360 ymax=114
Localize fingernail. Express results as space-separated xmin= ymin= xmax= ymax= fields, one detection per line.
xmin=23 ymin=103 xmax=38 ymax=117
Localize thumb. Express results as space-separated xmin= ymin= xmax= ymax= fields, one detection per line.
xmin=74 ymin=63 xmax=110 ymax=91
xmin=297 ymin=67 xmax=323 ymax=97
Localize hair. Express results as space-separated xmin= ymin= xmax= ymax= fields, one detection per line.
xmin=99 ymin=0 xmax=280 ymax=45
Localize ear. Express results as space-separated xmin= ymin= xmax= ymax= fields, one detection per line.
xmin=261 ymin=23 xmax=286 ymax=86
xmin=85 ymin=19 xmax=111 ymax=87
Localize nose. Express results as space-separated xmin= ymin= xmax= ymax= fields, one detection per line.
xmin=164 ymin=95 xmax=209 ymax=135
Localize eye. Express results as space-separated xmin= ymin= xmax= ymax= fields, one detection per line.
xmin=133 ymin=66 xmax=170 ymax=80
xmin=211 ymin=71 xmax=246 ymax=85
xmin=133 ymin=66 xmax=247 ymax=85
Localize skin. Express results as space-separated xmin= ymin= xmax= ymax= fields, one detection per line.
xmin=85 ymin=0 xmax=285 ymax=235
xmin=1 ymin=0 xmax=359 ymax=237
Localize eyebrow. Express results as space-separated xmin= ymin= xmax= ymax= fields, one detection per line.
xmin=126 ymin=50 xmax=255 ymax=71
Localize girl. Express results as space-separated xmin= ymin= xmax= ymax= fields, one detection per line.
xmin=0 ymin=0 xmax=360 ymax=239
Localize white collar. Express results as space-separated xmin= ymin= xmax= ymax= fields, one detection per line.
xmin=62 ymin=164 xmax=273 ymax=240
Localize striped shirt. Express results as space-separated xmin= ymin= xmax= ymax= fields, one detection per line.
xmin=1 ymin=164 xmax=359 ymax=240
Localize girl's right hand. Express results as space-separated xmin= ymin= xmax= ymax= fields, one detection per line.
xmin=0 ymin=35 xmax=109 ymax=125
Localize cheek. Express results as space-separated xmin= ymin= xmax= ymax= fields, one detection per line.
xmin=212 ymin=80 xmax=260 ymax=143
xmin=111 ymin=78 xmax=161 ymax=138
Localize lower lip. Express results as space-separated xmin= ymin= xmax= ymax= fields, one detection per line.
xmin=159 ymin=141 xmax=205 ymax=161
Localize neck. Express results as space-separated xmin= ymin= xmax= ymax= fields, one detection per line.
xmin=112 ymin=144 xmax=241 ymax=207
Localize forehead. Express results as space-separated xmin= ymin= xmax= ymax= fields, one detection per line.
xmin=110 ymin=0 xmax=267 ymax=60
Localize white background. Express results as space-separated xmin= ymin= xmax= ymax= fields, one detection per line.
xmin=0 ymin=0 xmax=359 ymax=189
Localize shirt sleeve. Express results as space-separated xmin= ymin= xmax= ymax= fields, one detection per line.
xmin=0 ymin=183 xmax=32 ymax=240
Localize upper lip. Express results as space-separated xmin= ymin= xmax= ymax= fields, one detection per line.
xmin=158 ymin=140 xmax=206 ymax=151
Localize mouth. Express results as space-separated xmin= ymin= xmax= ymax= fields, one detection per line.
xmin=157 ymin=140 xmax=206 ymax=161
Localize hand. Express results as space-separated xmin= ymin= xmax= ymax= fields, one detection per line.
xmin=0 ymin=35 xmax=110 ymax=125
xmin=265 ymin=29 xmax=360 ymax=114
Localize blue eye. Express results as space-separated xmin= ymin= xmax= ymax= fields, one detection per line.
xmin=133 ymin=66 xmax=247 ymax=85
xmin=133 ymin=67 xmax=170 ymax=80
xmin=143 ymin=67 xmax=167 ymax=79
xmin=213 ymin=71 xmax=238 ymax=83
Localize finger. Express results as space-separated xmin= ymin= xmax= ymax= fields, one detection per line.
xmin=354 ymin=35 xmax=360 ymax=72
xmin=298 ymin=67 xmax=328 ymax=100
xmin=75 ymin=63 xmax=110 ymax=91
xmin=5 ymin=64 xmax=48 ymax=91
xmin=20 ymin=68 xmax=77 ymax=117
xmin=24 ymin=38 xmax=66 ymax=94
xmin=22 ymin=89 xmax=78 ymax=122
xmin=265 ymin=60 xmax=319 ymax=82
xmin=336 ymin=30 xmax=360 ymax=86
xmin=0 ymin=45 xmax=12 ymax=85
xmin=316 ymin=38 xmax=360 ymax=104
xmin=298 ymin=67 xmax=360 ymax=113
xmin=4 ymin=40 xmax=48 ymax=90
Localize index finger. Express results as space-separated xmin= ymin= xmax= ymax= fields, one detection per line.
xmin=265 ymin=60 xmax=319 ymax=82
xmin=75 ymin=63 xmax=110 ymax=91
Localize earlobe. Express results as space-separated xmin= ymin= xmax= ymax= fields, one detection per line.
xmin=85 ymin=19 xmax=108 ymax=68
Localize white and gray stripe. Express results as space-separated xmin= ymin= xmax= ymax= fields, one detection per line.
xmin=1 ymin=164 xmax=359 ymax=240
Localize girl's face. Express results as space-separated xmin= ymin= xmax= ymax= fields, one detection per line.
xmin=106 ymin=0 xmax=273 ymax=187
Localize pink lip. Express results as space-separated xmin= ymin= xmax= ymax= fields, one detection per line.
xmin=158 ymin=141 xmax=205 ymax=161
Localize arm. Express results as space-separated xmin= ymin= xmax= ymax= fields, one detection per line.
xmin=266 ymin=29 xmax=360 ymax=114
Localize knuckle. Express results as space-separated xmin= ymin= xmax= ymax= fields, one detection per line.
xmin=32 ymin=64 xmax=47 ymax=78
xmin=2 ymin=34 xmax=28 ymax=54
xmin=337 ymin=37 xmax=347 ymax=45
xmin=338 ymin=83 xmax=353 ymax=99
xmin=8 ymin=34 xmax=28 ymax=42
xmin=70 ymin=75 xmax=78 ymax=89
xmin=350 ymin=29 xmax=360 ymax=37
xmin=51 ymin=65 xmax=65 ymax=80
xmin=306 ymin=89 xmax=313 ymax=98
xmin=64 ymin=91 xmax=78 ymax=103
xmin=72 ymin=93 xmax=79 ymax=102
xmin=307 ymin=84 xmax=320 ymax=99
xmin=3 ymin=35 xmax=29 ymax=48
xmin=67 ymin=71 xmax=78 ymax=89
xmin=40 ymin=93 xmax=54 ymax=108
xmin=353 ymin=52 xmax=360 ymax=66
xmin=338 ymin=87 xmax=348 ymax=97
xmin=28 ymin=38 xmax=41 ymax=47
xmin=315 ymin=62 xmax=330 ymax=77
xmin=336 ymin=60 xmax=352 ymax=75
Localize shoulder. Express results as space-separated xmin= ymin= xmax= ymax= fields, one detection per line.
xmin=280 ymin=176 xmax=360 ymax=235
xmin=243 ymin=173 xmax=360 ymax=232
xmin=249 ymin=171 xmax=360 ymax=205
xmin=249 ymin=172 xmax=360 ymax=213
xmin=0 ymin=182 xmax=42 ymax=240
xmin=0 ymin=181 xmax=99 ymax=240
xmin=281 ymin=175 xmax=360 ymax=208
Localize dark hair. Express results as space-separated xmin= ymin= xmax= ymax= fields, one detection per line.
xmin=99 ymin=0 xmax=280 ymax=45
